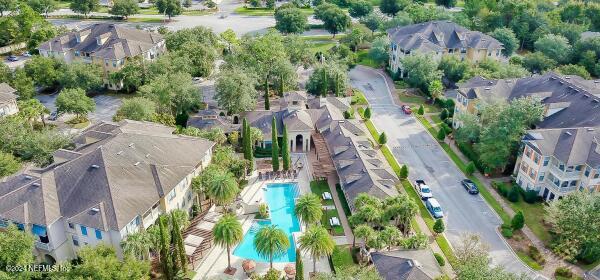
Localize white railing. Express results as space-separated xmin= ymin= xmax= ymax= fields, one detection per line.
xmin=35 ymin=241 xmax=52 ymax=251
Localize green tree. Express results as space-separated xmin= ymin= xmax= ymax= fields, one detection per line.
xmin=173 ymin=42 xmax=218 ymax=78
xmin=490 ymin=28 xmax=518 ymax=56
xmin=282 ymin=124 xmax=291 ymax=170
xmin=0 ymin=152 xmax=20 ymax=177
xmin=18 ymin=98 xmax=48 ymax=127
xmin=165 ymin=26 xmax=221 ymax=52
xmin=157 ymin=216 xmax=173 ymax=279
xmin=359 ymin=12 xmax=385 ymax=34
xmin=401 ymin=53 xmax=442 ymax=93
xmin=465 ymin=161 xmax=476 ymax=175
xmin=545 ymin=192 xmax=600 ymax=262
xmin=204 ymin=168 xmax=239 ymax=207
xmin=109 ymin=0 xmax=139 ymax=18
xmin=213 ymin=214 xmax=243 ymax=273
xmin=271 ymin=116 xmax=280 ymax=171
xmin=312 ymin=265 xmax=381 ymax=280
xmin=522 ymin=52 xmax=557 ymax=74
xmin=440 ymin=108 xmax=449 ymax=121
xmin=438 ymin=55 xmax=470 ymax=84
xmin=306 ymin=61 xmax=348 ymax=96
xmin=436 ymin=128 xmax=446 ymax=141
xmin=435 ymin=0 xmax=455 ymax=8
xmin=220 ymin=29 xmax=239 ymax=54
xmin=555 ymin=64 xmax=591 ymax=79
xmin=379 ymin=0 xmax=408 ymax=16
xmin=113 ymin=97 xmax=156 ymax=122
xmin=534 ymin=34 xmax=572 ymax=64
xmin=428 ymin=79 xmax=443 ymax=101
xmin=348 ymin=0 xmax=372 ymax=18
xmin=264 ymin=80 xmax=270 ymax=110
xmin=454 ymin=234 xmax=526 ymax=280
xmin=298 ymin=226 xmax=335 ymax=273
xmin=215 ymin=68 xmax=258 ymax=114
xmin=314 ymin=3 xmax=351 ymax=38
xmin=0 ymin=224 xmax=34 ymax=278
xmin=23 ymin=56 xmax=62 ymax=89
xmin=55 ymin=88 xmax=95 ymax=119
xmin=274 ymin=5 xmax=308 ymax=34
xmin=368 ymin=36 xmax=390 ymax=66
xmin=417 ymin=105 xmax=424 ymax=115
xmin=70 ymin=0 xmax=99 ymax=16
xmin=379 ymin=225 xmax=401 ymax=251
xmin=511 ymin=211 xmax=524 ymax=231
xmin=0 ymin=0 xmax=17 ymax=16
xmin=381 ymin=12 xmax=413 ymax=30
xmin=155 ymin=0 xmax=182 ymax=19
xmin=9 ymin=69 xmax=35 ymax=100
xmin=121 ymin=231 xmax=151 ymax=260
xmin=242 ymin=118 xmax=253 ymax=166
xmin=254 ymin=225 xmax=291 ymax=269
xmin=379 ymin=132 xmax=387 ymax=145
xmin=59 ymin=62 xmax=103 ymax=91
xmin=294 ymin=194 xmax=323 ymax=226
xmin=399 ymin=165 xmax=408 ymax=179
xmin=170 ymin=212 xmax=187 ymax=274
xmin=363 ymin=107 xmax=371 ymax=120
xmin=353 ymin=224 xmax=375 ymax=248
xmin=433 ymin=219 xmax=445 ymax=235
xmin=295 ymin=248 xmax=304 ymax=280
xmin=139 ymin=72 xmax=200 ymax=116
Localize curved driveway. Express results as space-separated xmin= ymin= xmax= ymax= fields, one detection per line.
xmin=349 ymin=66 xmax=542 ymax=279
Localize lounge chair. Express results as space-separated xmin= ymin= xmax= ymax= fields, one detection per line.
xmin=322 ymin=192 xmax=332 ymax=200
xmin=258 ymin=172 xmax=262 ymax=180
xmin=329 ymin=217 xmax=340 ymax=226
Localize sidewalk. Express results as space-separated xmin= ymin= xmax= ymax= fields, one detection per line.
xmin=413 ymin=206 xmax=456 ymax=277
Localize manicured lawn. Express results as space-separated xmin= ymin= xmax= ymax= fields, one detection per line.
xmin=516 ymin=250 xmax=544 ymax=271
xmin=332 ymin=245 xmax=356 ymax=271
xmin=356 ymin=50 xmax=380 ymax=68
xmin=234 ymin=6 xmax=313 ymax=16
xmin=322 ymin=209 xmax=345 ymax=235
xmin=335 ymin=183 xmax=352 ymax=218
xmin=396 ymin=92 xmax=441 ymax=113
xmin=310 ymin=180 xmax=335 ymax=206
xmin=351 ymin=90 xmax=368 ymax=105
xmin=137 ymin=7 xmax=160 ymax=15
xmin=430 ymin=114 xmax=443 ymax=125
xmin=310 ymin=180 xmax=344 ymax=236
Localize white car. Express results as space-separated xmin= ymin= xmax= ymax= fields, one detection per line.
xmin=415 ymin=180 xmax=433 ymax=200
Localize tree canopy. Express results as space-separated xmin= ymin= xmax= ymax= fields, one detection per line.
xmin=274 ymin=4 xmax=308 ymax=34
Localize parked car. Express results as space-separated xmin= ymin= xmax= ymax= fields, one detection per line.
xmin=48 ymin=111 xmax=59 ymax=121
xmin=461 ymin=179 xmax=479 ymax=194
xmin=425 ymin=198 xmax=444 ymax=219
xmin=21 ymin=52 xmax=31 ymax=57
xmin=401 ymin=105 xmax=412 ymax=114
xmin=415 ymin=180 xmax=433 ymax=199
xmin=7 ymin=55 xmax=18 ymax=61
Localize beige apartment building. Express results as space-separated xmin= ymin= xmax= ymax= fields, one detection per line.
xmin=0 ymin=83 xmax=19 ymax=117
xmin=387 ymin=21 xmax=504 ymax=77
xmin=38 ymin=23 xmax=166 ymax=90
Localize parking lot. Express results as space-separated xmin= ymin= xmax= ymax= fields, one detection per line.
xmin=2 ymin=54 xmax=31 ymax=69
xmin=36 ymin=93 xmax=123 ymax=123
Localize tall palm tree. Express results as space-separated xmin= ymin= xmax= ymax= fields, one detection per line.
xmin=205 ymin=167 xmax=239 ymax=207
xmin=254 ymin=225 xmax=290 ymax=269
xmin=298 ymin=225 xmax=335 ymax=273
xmin=378 ymin=226 xmax=401 ymax=251
xmin=294 ymin=194 xmax=323 ymax=227
xmin=213 ymin=214 xmax=243 ymax=273
xmin=121 ymin=231 xmax=151 ymax=260
xmin=353 ymin=224 xmax=375 ymax=249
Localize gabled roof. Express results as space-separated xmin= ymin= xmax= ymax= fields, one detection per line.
xmin=524 ymin=127 xmax=600 ymax=168
xmin=372 ymin=250 xmax=441 ymax=280
xmin=0 ymin=120 xmax=215 ymax=231
xmin=38 ymin=23 xmax=164 ymax=60
xmin=0 ymin=83 xmax=17 ymax=103
xmin=387 ymin=21 xmax=503 ymax=53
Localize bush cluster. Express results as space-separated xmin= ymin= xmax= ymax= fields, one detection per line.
xmin=529 ymin=245 xmax=546 ymax=265
xmin=434 ymin=253 xmax=445 ymax=266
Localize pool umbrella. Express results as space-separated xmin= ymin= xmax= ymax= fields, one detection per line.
xmin=284 ymin=263 xmax=296 ymax=279
xmin=242 ymin=259 xmax=256 ymax=275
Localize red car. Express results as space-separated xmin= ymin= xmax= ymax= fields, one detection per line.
xmin=402 ymin=105 xmax=412 ymax=114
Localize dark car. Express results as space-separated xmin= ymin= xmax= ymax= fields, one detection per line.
xmin=7 ymin=55 xmax=18 ymax=61
xmin=48 ymin=111 xmax=59 ymax=121
xmin=461 ymin=179 xmax=479 ymax=194
xmin=401 ymin=105 xmax=412 ymax=114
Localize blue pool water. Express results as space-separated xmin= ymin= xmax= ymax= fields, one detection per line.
xmin=233 ymin=183 xmax=301 ymax=262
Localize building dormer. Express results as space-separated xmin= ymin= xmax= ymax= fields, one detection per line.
xmin=96 ymin=33 xmax=111 ymax=46
xmin=76 ymin=30 xmax=91 ymax=43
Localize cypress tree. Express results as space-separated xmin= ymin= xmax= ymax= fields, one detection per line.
xmin=264 ymin=79 xmax=270 ymax=110
xmin=271 ymin=116 xmax=280 ymax=171
xmin=159 ymin=216 xmax=173 ymax=280
xmin=379 ymin=132 xmax=387 ymax=145
xmin=243 ymin=118 xmax=253 ymax=161
xmin=282 ymin=124 xmax=291 ymax=170
xmin=171 ymin=212 xmax=187 ymax=273
xmin=295 ymin=248 xmax=304 ymax=280
xmin=279 ymin=73 xmax=285 ymax=97
xmin=364 ymin=107 xmax=371 ymax=120
xmin=334 ymin=72 xmax=341 ymax=97
xmin=321 ymin=68 xmax=328 ymax=96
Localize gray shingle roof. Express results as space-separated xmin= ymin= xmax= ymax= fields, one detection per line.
xmin=372 ymin=251 xmax=439 ymax=280
xmin=0 ymin=83 xmax=17 ymax=103
xmin=524 ymin=127 xmax=600 ymax=168
xmin=387 ymin=21 xmax=503 ymax=53
xmin=0 ymin=120 xmax=215 ymax=230
xmin=38 ymin=23 xmax=164 ymax=60
xmin=458 ymin=72 xmax=600 ymax=128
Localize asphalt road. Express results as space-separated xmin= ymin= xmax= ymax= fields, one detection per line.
xmin=349 ymin=66 xmax=541 ymax=278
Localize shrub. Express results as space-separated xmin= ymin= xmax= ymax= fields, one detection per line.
xmin=258 ymin=203 xmax=269 ymax=219
xmin=522 ymin=189 xmax=540 ymax=204
xmin=465 ymin=161 xmax=476 ymax=175
xmin=555 ymin=267 xmax=573 ymax=278
xmin=440 ymin=123 xmax=452 ymax=134
xmin=440 ymin=108 xmax=449 ymax=120
xmin=578 ymin=242 xmax=600 ymax=264
xmin=417 ymin=105 xmax=424 ymax=115
xmin=436 ymin=128 xmax=446 ymax=141
xmin=434 ymin=253 xmax=445 ymax=266
xmin=496 ymin=182 xmax=509 ymax=197
xmin=507 ymin=186 xmax=520 ymax=202
xmin=400 ymin=165 xmax=408 ymax=179
xmin=379 ymin=132 xmax=387 ymax=145
xmin=511 ymin=211 xmax=524 ymax=230
xmin=501 ymin=227 xmax=513 ymax=238
xmin=529 ymin=245 xmax=546 ymax=265
xmin=433 ymin=219 xmax=445 ymax=235
xmin=444 ymin=117 xmax=453 ymax=127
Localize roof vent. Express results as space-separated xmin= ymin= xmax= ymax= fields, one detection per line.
xmin=550 ymin=76 xmax=556 ymax=80
xmin=145 ymin=154 xmax=150 ymax=158
xmin=484 ymin=87 xmax=491 ymax=90
xmin=588 ymin=128 xmax=595 ymax=131
xmin=32 ymin=182 xmax=41 ymax=187
xmin=594 ymin=99 xmax=600 ymax=103
xmin=134 ymin=161 xmax=140 ymax=166
xmin=559 ymin=81 xmax=564 ymax=84
xmin=91 ymin=208 xmax=100 ymax=213
xmin=568 ymin=86 xmax=573 ymax=89
xmin=585 ymin=94 xmax=590 ymax=98
xmin=488 ymin=81 xmax=493 ymax=85
xmin=24 ymin=175 xmax=33 ymax=180
xmin=565 ymin=131 xmax=572 ymax=136
xmin=91 ymin=164 xmax=100 ymax=169
xmin=128 ymin=143 xmax=134 ymax=147
xmin=565 ymin=76 xmax=571 ymax=79
xmin=117 ymin=150 xmax=123 ymax=155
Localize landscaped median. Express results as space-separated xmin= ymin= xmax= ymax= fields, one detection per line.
xmin=310 ymin=180 xmax=345 ymax=236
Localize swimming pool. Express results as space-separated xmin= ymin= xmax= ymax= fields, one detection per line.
xmin=233 ymin=182 xmax=301 ymax=262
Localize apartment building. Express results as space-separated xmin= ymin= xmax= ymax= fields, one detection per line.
xmin=0 ymin=120 xmax=214 ymax=264
xmin=38 ymin=23 xmax=166 ymax=90
xmin=0 ymin=83 xmax=18 ymax=117
xmin=516 ymin=127 xmax=600 ymax=201
xmin=387 ymin=21 xmax=503 ymax=77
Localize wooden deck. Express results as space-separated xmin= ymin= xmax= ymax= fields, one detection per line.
xmin=310 ymin=131 xmax=335 ymax=179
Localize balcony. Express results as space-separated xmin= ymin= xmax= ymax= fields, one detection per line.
xmin=35 ymin=241 xmax=52 ymax=251
xmin=543 ymin=181 xmax=578 ymax=194
xmin=549 ymin=165 xmax=582 ymax=180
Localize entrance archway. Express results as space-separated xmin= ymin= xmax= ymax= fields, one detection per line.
xmin=295 ymin=134 xmax=303 ymax=152
xmin=43 ymin=254 xmax=56 ymax=265
xmin=233 ymin=116 xmax=239 ymax=124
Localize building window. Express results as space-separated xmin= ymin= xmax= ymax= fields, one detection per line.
xmin=594 ymin=172 xmax=599 ymax=179
xmin=68 ymin=223 xmax=74 ymax=229
xmin=135 ymin=216 xmax=141 ymax=226
xmin=95 ymin=229 xmax=102 ymax=240
xmin=80 ymin=226 xmax=87 ymax=236
xmin=168 ymin=189 xmax=176 ymax=201
xmin=575 ymin=165 xmax=582 ymax=171
xmin=525 ymin=147 xmax=531 ymax=158
xmin=559 ymin=163 xmax=565 ymax=171
xmin=570 ymin=180 xmax=578 ymax=187
xmin=533 ymin=153 xmax=540 ymax=164
xmin=73 ymin=237 xmax=79 ymax=246
xmin=460 ymin=48 xmax=467 ymax=53
xmin=543 ymin=157 xmax=550 ymax=166
xmin=585 ymin=166 xmax=591 ymax=177
xmin=539 ymin=172 xmax=545 ymax=182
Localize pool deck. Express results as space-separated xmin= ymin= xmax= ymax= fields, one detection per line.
xmin=193 ymin=154 xmax=332 ymax=279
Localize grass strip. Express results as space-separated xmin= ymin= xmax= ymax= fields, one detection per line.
xmin=516 ymin=250 xmax=544 ymax=271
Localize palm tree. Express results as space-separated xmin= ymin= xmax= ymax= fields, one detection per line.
xmin=205 ymin=167 xmax=239 ymax=207
xmin=121 ymin=231 xmax=151 ymax=260
xmin=378 ymin=226 xmax=401 ymax=251
xmin=298 ymin=225 xmax=335 ymax=273
xmin=213 ymin=214 xmax=243 ymax=273
xmin=191 ymin=176 xmax=205 ymax=207
xmin=353 ymin=224 xmax=375 ymax=249
xmin=294 ymin=194 xmax=323 ymax=227
xmin=254 ymin=225 xmax=290 ymax=269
